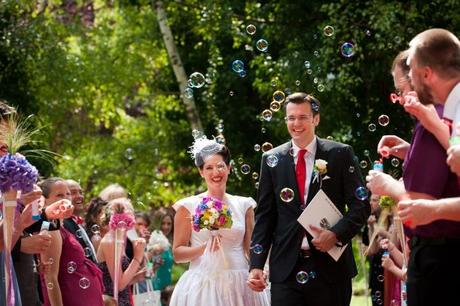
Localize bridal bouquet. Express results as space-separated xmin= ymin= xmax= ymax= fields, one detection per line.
xmin=192 ymin=196 xmax=232 ymax=232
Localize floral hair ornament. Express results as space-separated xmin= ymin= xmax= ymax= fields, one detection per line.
xmin=189 ymin=132 xmax=224 ymax=167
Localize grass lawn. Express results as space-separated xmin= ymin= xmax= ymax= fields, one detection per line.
xmin=351 ymin=294 xmax=371 ymax=306
xmin=351 ymin=273 xmax=372 ymax=306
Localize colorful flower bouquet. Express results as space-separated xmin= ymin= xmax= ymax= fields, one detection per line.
xmin=192 ymin=196 xmax=232 ymax=232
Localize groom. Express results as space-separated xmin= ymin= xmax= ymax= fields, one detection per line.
xmin=248 ymin=92 xmax=370 ymax=306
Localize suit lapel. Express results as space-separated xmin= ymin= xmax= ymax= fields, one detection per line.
xmin=306 ymin=137 xmax=327 ymax=204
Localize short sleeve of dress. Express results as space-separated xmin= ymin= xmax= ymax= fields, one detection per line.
xmin=172 ymin=196 xmax=196 ymax=214
xmin=243 ymin=196 xmax=257 ymax=212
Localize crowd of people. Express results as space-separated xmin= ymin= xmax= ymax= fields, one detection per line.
xmin=0 ymin=106 xmax=175 ymax=306
xmin=1 ymin=27 xmax=460 ymax=306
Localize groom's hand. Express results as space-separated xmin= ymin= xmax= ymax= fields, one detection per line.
xmin=247 ymin=268 xmax=267 ymax=292
xmin=310 ymin=225 xmax=338 ymax=252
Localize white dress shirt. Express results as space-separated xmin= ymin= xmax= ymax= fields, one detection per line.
xmin=292 ymin=137 xmax=317 ymax=205
xmin=443 ymin=82 xmax=460 ymax=136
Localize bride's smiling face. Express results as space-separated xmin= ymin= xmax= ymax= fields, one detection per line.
xmin=199 ymin=154 xmax=230 ymax=190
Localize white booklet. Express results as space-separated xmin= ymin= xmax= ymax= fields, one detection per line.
xmin=297 ymin=189 xmax=347 ymax=261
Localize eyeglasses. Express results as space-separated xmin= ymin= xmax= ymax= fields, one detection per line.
xmin=284 ymin=115 xmax=313 ymax=123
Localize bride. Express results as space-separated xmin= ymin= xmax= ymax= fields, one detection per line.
xmin=170 ymin=135 xmax=270 ymax=306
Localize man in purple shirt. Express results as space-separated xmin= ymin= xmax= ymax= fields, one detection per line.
xmin=367 ymin=50 xmax=460 ymax=306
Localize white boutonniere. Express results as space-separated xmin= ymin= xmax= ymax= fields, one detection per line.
xmin=314 ymin=159 xmax=328 ymax=175
xmin=313 ymin=159 xmax=330 ymax=187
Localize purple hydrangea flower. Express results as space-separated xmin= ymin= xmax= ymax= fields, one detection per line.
xmin=0 ymin=153 xmax=38 ymax=193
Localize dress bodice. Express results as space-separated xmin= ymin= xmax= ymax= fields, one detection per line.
xmin=174 ymin=193 xmax=255 ymax=271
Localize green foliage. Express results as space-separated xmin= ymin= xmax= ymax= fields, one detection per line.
xmin=2 ymin=0 xmax=460 ymax=208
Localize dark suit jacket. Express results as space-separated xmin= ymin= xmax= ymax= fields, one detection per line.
xmin=250 ymin=137 xmax=370 ymax=283
xmin=63 ymin=218 xmax=98 ymax=263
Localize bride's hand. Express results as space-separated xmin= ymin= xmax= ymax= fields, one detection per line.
xmin=247 ymin=268 xmax=267 ymax=292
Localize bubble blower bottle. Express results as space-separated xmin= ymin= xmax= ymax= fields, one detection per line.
xmin=373 ymin=160 xmax=384 ymax=172
xmin=31 ymin=198 xmax=41 ymax=221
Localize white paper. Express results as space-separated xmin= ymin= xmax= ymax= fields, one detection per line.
xmin=297 ymin=189 xmax=347 ymax=261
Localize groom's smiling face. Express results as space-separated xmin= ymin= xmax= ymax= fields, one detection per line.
xmin=285 ymin=102 xmax=319 ymax=147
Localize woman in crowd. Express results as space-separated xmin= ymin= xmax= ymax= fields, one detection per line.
xmin=84 ymin=197 xmax=109 ymax=252
xmin=97 ymin=197 xmax=146 ymax=306
xmin=39 ymin=177 xmax=104 ymax=306
xmin=169 ymin=136 xmax=269 ymax=306
xmin=153 ymin=212 xmax=174 ymax=305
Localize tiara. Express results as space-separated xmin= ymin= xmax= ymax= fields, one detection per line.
xmin=188 ymin=132 xmax=223 ymax=166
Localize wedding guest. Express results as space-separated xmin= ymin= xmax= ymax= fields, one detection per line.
xmin=39 ymin=177 xmax=104 ymax=306
xmin=379 ymin=237 xmax=406 ymax=306
xmin=134 ymin=211 xmax=151 ymax=240
xmin=84 ymin=197 xmax=109 ymax=251
xmin=99 ymin=183 xmax=129 ymax=202
xmin=364 ymin=194 xmax=389 ymax=306
xmin=368 ymin=45 xmax=460 ymax=306
xmin=97 ymin=197 xmax=146 ymax=306
xmin=153 ymin=212 xmax=174 ymax=304
xmin=66 ymin=179 xmax=85 ymax=217
xmin=64 ymin=179 xmax=97 ymax=263
xmin=170 ymin=136 xmax=269 ymax=306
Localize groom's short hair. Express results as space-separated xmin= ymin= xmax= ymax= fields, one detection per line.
xmin=285 ymin=92 xmax=321 ymax=115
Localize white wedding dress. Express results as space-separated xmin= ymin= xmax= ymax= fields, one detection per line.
xmin=170 ymin=193 xmax=270 ymax=306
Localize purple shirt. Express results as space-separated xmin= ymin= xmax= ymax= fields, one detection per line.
xmin=403 ymin=104 xmax=460 ymax=238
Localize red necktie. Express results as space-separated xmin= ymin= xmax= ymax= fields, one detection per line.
xmin=296 ymin=149 xmax=307 ymax=208
xmin=72 ymin=215 xmax=84 ymax=225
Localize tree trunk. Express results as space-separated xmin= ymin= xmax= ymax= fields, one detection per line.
xmin=154 ymin=1 xmax=203 ymax=132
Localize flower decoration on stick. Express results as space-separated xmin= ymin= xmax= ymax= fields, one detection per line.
xmin=109 ymin=202 xmax=135 ymax=302
xmin=0 ymin=114 xmax=39 ymax=306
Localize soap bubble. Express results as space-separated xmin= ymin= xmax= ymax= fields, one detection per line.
xmin=266 ymin=155 xmax=279 ymax=167
xmin=232 ymin=60 xmax=245 ymax=73
xmin=280 ymin=188 xmax=295 ymax=202
xmin=251 ymin=244 xmax=263 ymax=254
xmin=79 ymin=277 xmax=90 ymax=289
xmin=355 ymin=187 xmax=369 ymax=200
xmin=378 ymin=114 xmax=390 ymax=126
xmin=189 ymin=72 xmax=206 ymax=88
xmin=341 ymin=42 xmax=355 ymax=57
xmin=246 ymin=24 xmax=256 ymax=35
xmin=323 ymin=25 xmax=335 ymax=37
xmin=241 ymin=164 xmax=251 ymax=174
xmin=256 ymin=39 xmax=269 ymax=52
xmin=273 ymin=90 xmax=285 ymax=103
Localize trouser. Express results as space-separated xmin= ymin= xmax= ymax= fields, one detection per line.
xmin=407 ymin=236 xmax=460 ymax=306
xmin=271 ymin=250 xmax=352 ymax=306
